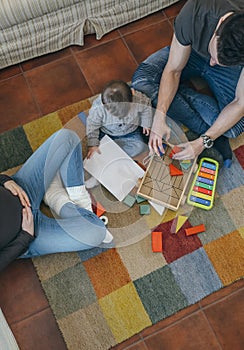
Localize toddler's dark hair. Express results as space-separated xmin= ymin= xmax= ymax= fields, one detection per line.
xmin=101 ymin=80 xmax=132 ymax=117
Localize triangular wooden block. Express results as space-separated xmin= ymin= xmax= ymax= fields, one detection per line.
xmin=96 ymin=202 xmax=106 ymax=217
xmin=169 ymin=163 xmax=183 ymax=176
xmin=175 ymin=215 xmax=188 ymax=232
xmin=180 ymin=160 xmax=192 ymax=170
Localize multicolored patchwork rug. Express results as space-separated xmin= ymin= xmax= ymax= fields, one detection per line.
xmin=1 ymin=97 xmax=244 ymax=350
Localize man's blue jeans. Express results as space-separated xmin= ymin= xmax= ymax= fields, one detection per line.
xmin=131 ymin=47 xmax=244 ymax=138
xmin=13 ymin=129 xmax=106 ymax=257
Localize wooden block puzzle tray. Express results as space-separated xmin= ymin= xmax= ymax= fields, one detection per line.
xmin=137 ymin=145 xmax=197 ymax=211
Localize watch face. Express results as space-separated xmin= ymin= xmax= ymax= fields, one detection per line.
xmin=204 ymin=137 xmax=213 ymax=148
xmin=206 ymin=139 xmax=213 ymax=147
xmin=201 ymin=135 xmax=214 ymax=148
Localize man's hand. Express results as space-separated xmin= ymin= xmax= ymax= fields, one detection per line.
xmin=4 ymin=180 xmax=31 ymax=207
xmin=22 ymin=207 xmax=34 ymax=236
xmin=87 ymin=146 xmax=101 ymax=159
xmin=149 ymin=112 xmax=171 ymax=155
xmin=143 ymin=127 xmax=150 ymax=136
xmin=172 ymin=138 xmax=204 ymax=160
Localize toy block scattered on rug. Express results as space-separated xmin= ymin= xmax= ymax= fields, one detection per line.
xmin=135 ymin=195 xmax=146 ymax=203
xmin=95 ymin=202 xmax=106 ymax=217
xmin=140 ymin=204 xmax=151 ymax=215
xmin=151 ymin=231 xmax=163 ymax=252
xmin=185 ymin=224 xmax=205 ymax=236
xmin=169 ymin=163 xmax=183 ymax=176
xmin=180 ymin=159 xmax=192 ymax=170
xmin=171 ymin=215 xmax=188 ymax=233
xmin=123 ymin=194 xmax=136 ymax=207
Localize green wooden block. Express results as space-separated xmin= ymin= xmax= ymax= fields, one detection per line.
xmin=139 ymin=204 xmax=151 ymax=215
xmin=180 ymin=163 xmax=191 ymax=170
xmin=136 ymin=195 xmax=146 ymax=203
xmin=123 ymin=194 xmax=136 ymax=207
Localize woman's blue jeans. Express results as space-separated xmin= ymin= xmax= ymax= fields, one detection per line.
xmin=131 ymin=47 xmax=244 ymax=138
xmin=13 ymin=129 xmax=106 ymax=258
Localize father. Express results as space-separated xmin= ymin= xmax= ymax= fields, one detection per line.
xmin=131 ymin=0 xmax=244 ymax=167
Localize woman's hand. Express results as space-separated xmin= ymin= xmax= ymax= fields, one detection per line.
xmin=22 ymin=207 xmax=34 ymax=236
xmin=4 ymin=180 xmax=31 ymax=207
xmin=87 ymin=146 xmax=101 ymax=159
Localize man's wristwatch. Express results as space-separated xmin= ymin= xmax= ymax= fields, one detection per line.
xmin=200 ymin=134 xmax=214 ymax=149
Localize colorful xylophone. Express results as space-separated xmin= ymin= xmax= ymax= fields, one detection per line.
xmin=187 ymin=157 xmax=219 ymax=210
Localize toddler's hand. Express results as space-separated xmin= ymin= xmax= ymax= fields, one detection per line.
xmin=143 ymin=127 xmax=150 ymax=136
xmin=87 ymin=146 xmax=101 ymax=159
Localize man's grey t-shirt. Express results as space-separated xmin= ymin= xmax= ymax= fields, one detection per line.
xmin=174 ymin=0 xmax=244 ymax=59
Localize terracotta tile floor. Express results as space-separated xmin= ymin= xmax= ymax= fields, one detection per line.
xmin=0 ymin=1 xmax=243 ymax=349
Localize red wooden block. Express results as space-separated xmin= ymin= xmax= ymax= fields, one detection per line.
xmin=169 ymin=145 xmax=182 ymax=158
xmin=169 ymin=163 xmax=183 ymax=176
xmin=185 ymin=224 xmax=205 ymax=236
xmin=172 ymin=145 xmax=182 ymax=154
xmin=169 ymin=151 xmax=174 ymax=159
xmin=152 ymin=231 xmax=163 ymax=252
xmin=95 ymin=202 xmax=106 ymax=217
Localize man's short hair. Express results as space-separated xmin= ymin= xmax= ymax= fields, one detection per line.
xmin=216 ymin=12 xmax=244 ymax=66
xmin=101 ymin=80 xmax=132 ymax=117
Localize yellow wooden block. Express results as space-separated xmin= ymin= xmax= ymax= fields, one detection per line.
xmin=175 ymin=215 xmax=188 ymax=233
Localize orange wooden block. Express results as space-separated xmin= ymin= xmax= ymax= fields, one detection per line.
xmin=95 ymin=202 xmax=106 ymax=217
xmin=169 ymin=163 xmax=183 ymax=176
xmin=185 ymin=224 xmax=205 ymax=236
xmin=152 ymin=231 xmax=163 ymax=252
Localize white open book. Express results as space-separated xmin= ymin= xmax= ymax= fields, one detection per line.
xmin=84 ymin=135 xmax=145 ymax=201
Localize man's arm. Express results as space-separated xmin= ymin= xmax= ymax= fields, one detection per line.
xmin=157 ymin=34 xmax=191 ymax=115
xmin=149 ymin=34 xmax=191 ymax=154
xmin=206 ymin=68 xmax=244 ymax=139
xmin=174 ymin=68 xmax=244 ymax=160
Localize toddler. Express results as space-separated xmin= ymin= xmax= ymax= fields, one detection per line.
xmin=86 ymin=80 xmax=153 ymax=159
